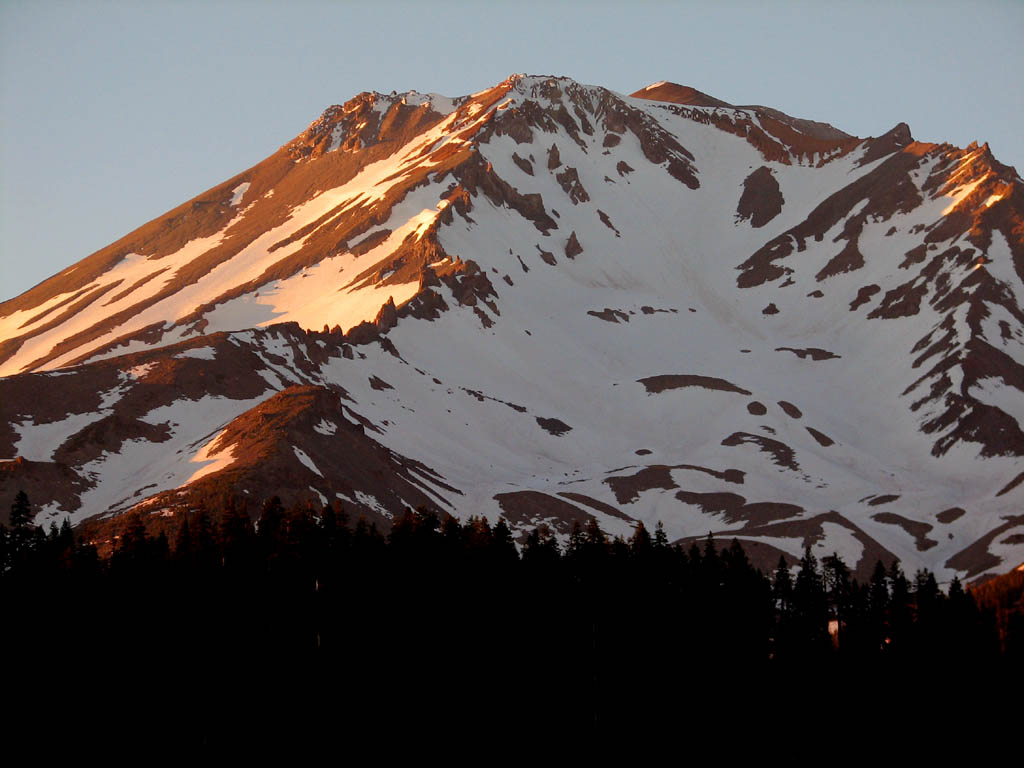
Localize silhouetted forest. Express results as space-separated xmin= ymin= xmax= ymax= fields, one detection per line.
xmin=2 ymin=489 xmax=1018 ymax=743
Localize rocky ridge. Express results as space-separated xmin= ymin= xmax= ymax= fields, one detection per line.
xmin=2 ymin=74 xmax=1022 ymax=582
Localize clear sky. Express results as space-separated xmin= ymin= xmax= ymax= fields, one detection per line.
xmin=2 ymin=0 xmax=1022 ymax=302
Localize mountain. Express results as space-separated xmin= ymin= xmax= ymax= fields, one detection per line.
xmin=2 ymin=74 xmax=1022 ymax=582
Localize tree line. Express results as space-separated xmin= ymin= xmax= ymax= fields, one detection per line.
xmin=1 ymin=488 xmax=1016 ymax=739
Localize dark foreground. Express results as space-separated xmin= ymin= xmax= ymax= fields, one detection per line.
xmin=3 ymin=493 xmax=1020 ymax=748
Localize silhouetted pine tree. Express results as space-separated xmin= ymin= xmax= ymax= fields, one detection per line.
xmin=822 ymin=552 xmax=853 ymax=650
xmin=888 ymin=560 xmax=913 ymax=658
xmin=792 ymin=546 xmax=830 ymax=660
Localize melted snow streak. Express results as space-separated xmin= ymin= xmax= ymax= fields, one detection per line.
xmin=2 ymin=74 xmax=1023 ymax=582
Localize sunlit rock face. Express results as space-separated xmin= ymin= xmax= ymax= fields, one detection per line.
xmin=2 ymin=74 xmax=1023 ymax=581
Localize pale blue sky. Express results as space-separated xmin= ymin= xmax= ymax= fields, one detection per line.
xmin=2 ymin=0 xmax=1022 ymax=302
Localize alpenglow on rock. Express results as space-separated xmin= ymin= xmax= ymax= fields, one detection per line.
xmin=2 ymin=74 xmax=1023 ymax=581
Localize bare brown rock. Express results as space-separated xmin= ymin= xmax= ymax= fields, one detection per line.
xmin=945 ymin=515 xmax=1024 ymax=579
xmin=588 ymin=308 xmax=629 ymax=323
xmin=805 ymin=427 xmax=834 ymax=447
xmin=565 ymin=231 xmax=583 ymax=259
xmin=494 ymin=490 xmax=593 ymax=536
xmin=538 ymin=248 xmax=557 ymax=266
xmin=856 ymin=122 xmax=913 ymax=167
xmin=736 ymin=149 xmax=926 ymax=289
xmin=511 ymin=153 xmax=534 ymax=175
xmin=555 ymin=167 xmax=590 ymax=204
xmin=605 ymin=465 xmax=678 ymax=504
xmin=721 ymin=432 xmax=799 ymax=471
xmin=872 ymin=511 xmax=937 ymax=551
xmin=556 ymin=492 xmax=634 ymax=522
xmin=936 ymin=507 xmax=966 ymax=524
xmin=778 ymin=401 xmax=803 ymax=419
xmin=536 ymin=416 xmax=572 ymax=436
xmin=596 ymin=210 xmax=621 ymax=236
xmin=450 ymin=152 xmax=558 ymax=234
xmin=737 ymin=166 xmax=784 ymax=228
xmin=721 ymin=510 xmax=899 ymax=581
xmin=849 ymin=285 xmax=880 ymax=311
xmin=638 ymin=374 xmax=751 ymax=395
xmin=775 ymin=347 xmax=840 ymax=361
xmin=634 ymin=83 xmax=859 ymax=167
xmin=547 ymin=143 xmax=561 ymax=170
xmin=675 ymin=490 xmax=803 ymax=526
xmin=997 ymin=472 xmax=1024 ymax=497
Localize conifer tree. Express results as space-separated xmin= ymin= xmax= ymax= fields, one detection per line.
xmin=868 ymin=559 xmax=890 ymax=636
xmin=822 ymin=552 xmax=853 ymax=643
xmin=888 ymin=560 xmax=912 ymax=654
xmin=6 ymin=490 xmax=36 ymax=570
xmin=174 ymin=516 xmax=192 ymax=560
xmin=521 ymin=525 xmax=559 ymax=565
xmin=792 ymin=546 xmax=829 ymax=656
xmin=9 ymin=490 xmax=32 ymax=529
xmin=773 ymin=555 xmax=794 ymax=617
xmin=566 ymin=520 xmax=586 ymax=562
xmin=490 ymin=518 xmax=518 ymax=564
xmin=629 ymin=521 xmax=652 ymax=559
xmin=653 ymin=521 xmax=668 ymax=549
xmin=219 ymin=499 xmax=253 ymax=563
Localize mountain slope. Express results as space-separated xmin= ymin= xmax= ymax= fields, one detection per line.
xmin=2 ymin=74 xmax=1022 ymax=582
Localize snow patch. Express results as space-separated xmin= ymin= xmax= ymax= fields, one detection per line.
xmin=313 ymin=418 xmax=337 ymax=435
xmin=176 ymin=346 xmax=217 ymax=361
xmin=230 ymin=182 xmax=251 ymax=207
xmin=125 ymin=362 xmax=157 ymax=380
xmin=293 ymin=446 xmax=324 ymax=477
xmin=187 ymin=429 xmax=237 ymax=483
xmin=354 ymin=490 xmax=387 ymax=514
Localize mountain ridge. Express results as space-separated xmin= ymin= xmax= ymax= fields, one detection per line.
xmin=2 ymin=73 xmax=1022 ymax=582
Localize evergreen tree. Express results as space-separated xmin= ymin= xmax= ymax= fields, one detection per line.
xmin=629 ymin=521 xmax=652 ymax=559
xmin=9 ymin=490 xmax=32 ymax=529
xmin=700 ymin=532 xmax=721 ymax=590
xmin=189 ymin=507 xmax=217 ymax=566
xmin=822 ymin=552 xmax=852 ymax=647
xmin=6 ymin=490 xmax=36 ymax=570
xmin=521 ymin=525 xmax=560 ymax=565
xmin=773 ymin=556 xmax=794 ymax=616
xmin=258 ymin=496 xmax=286 ymax=549
xmin=566 ymin=520 xmax=586 ymax=562
xmin=219 ymin=497 xmax=255 ymax=570
xmin=583 ymin=518 xmax=608 ymax=561
xmin=440 ymin=514 xmax=464 ymax=555
xmin=792 ymin=546 xmax=830 ymax=657
xmin=867 ymin=559 xmax=890 ymax=650
xmin=652 ymin=521 xmax=669 ymax=549
xmin=490 ymin=518 xmax=518 ymax=564
xmin=174 ymin=515 xmax=192 ymax=560
xmin=888 ymin=560 xmax=912 ymax=654
xmin=113 ymin=510 xmax=148 ymax=571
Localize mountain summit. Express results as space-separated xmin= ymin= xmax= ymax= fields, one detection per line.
xmin=2 ymin=74 xmax=1022 ymax=581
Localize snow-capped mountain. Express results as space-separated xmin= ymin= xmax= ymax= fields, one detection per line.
xmin=2 ymin=74 xmax=1022 ymax=581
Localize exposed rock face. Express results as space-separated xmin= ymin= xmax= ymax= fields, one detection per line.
xmin=2 ymin=73 xmax=1023 ymax=582
xmin=737 ymin=166 xmax=784 ymax=228
xmin=565 ymin=231 xmax=583 ymax=258
xmin=638 ymin=375 xmax=751 ymax=395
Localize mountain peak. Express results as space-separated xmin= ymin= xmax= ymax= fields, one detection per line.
xmin=2 ymin=73 xmax=1023 ymax=583
xmin=632 ymin=81 xmax=733 ymax=108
